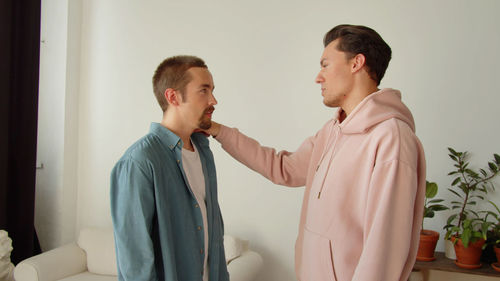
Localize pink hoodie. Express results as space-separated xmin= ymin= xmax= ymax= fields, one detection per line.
xmin=215 ymin=88 xmax=426 ymax=281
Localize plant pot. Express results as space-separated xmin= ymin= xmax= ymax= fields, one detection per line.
xmin=492 ymin=245 xmax=500 ymax=273
xmin=416 ymin=230 xmax=439 ymax=261
xmin=495 ymin=245 xmax=500 ymax=263
xmin=452 ymin=236 xmax=485 ymax=269
xmin=444 ymin=239 xmax=456 ymax=259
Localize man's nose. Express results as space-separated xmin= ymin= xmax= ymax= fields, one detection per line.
xmin=209 ymin=92 xmax=217 ymax=105
xmin=315 ymin=72 xmax=324 ymax=84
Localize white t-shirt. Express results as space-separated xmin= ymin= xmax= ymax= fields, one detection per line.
xmin=182 ymin=145 xmax=209 ymax=281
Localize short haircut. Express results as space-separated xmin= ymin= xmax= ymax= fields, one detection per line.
xmin=152 ymin=55 xmax=207 ymax=112
xmin=323 ymin=24 xmax=392 ymax=85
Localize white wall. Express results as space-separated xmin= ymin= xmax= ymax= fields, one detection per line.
xmin=36 ymin=0 xmax=81 ymax=251
xmin=37 ymin=0 xmax=500 ymax=280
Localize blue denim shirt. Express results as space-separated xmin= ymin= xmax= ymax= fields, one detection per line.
xmin=110 ymin=123 xmax=229 ymax=281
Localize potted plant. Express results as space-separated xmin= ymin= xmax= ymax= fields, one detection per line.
xmin=481 ymin=201 xmax=500 ymax=271
xmin=443 ymin=148 xmax=500 ymax=269
xmin=416 ymin=180 xmax=448 ymax=261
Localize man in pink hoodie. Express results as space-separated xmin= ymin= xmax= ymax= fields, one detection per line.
xmin=204 ymin=24 xmax=426 ymax=281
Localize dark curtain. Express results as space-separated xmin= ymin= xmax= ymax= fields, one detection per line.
xmin=0 ymin=0 xmax=42 ymax=264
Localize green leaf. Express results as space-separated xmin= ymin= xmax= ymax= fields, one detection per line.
xmin=480 ymin=169 xmax=488 ymax=177
xmin=462 ymin=229 xmax=471 ymax=248
xmin=467 ymin=201 xmax=477 ymax=205
xmin=470 ymin=210 xmax=479 ymax=218
xmin=448 ymin=188 xmax=463 ymax=198
xmin=451 ymin=177 xmax=461 ymax=186
xmin=459 ymin=183 xmax=468 ymax=193
xmin=429 ymin=199 xmax=445 ymax=203
xmin=447 ymin=214 xmax=458 ymax=224
xmin=429 ymin=205 xmax=448 ymax=211
xmin=471 ymin=195 xmax=484 ymax=200
xmin=448 ymin=171 xmax=458 ymax=176
xmin=465 ymin=169 xmax=478 ymax=178
xmin=463 ymin=219 xmax=472 ymax=228
xmin=425 ymin=210 xmax=435 ymax=218
xmin=489 ymin=201 xmax=500 ymax=213
xmin=482 ymin=222 xmax=492 ymax=237
xmin=448 ymin=147 xmax=458 ymax=155
xmin=426 ymin=182 xmax=438 ymax=198
xmin=494 ymin=154 xmax=500 ymax=165
xmin=489 ymin=162 xmax=498 ymax=172
xmin=485 ymin=211 xmax=498 ymax=220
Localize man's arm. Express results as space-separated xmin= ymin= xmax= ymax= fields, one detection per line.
xmin=110 ymin=158 xmax=158 ymax=281
xmin=207 ymin=121 xmax=313 ymax=187
xmin=351 ymin=159 xmax=424 ymax=281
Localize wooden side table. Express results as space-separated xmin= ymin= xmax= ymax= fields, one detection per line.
xmin=413 ymin=252 xmax=500 ymax=277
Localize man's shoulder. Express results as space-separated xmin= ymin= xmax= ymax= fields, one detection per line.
xmin=119 ymin=133 xmax=166 ymax=164
xmin=370 ymin=117 xmax=415 ymax=137
xmin=370 ymin=118 xmax=423 ymax=165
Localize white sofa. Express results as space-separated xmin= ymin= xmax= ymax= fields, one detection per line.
xmin=14 ymin=228 xmax=262 ymax=281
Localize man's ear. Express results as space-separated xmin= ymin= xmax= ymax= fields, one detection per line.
xmin=351 ymin=54 xmax=366 ymax=73
xmin=164 ymin=88 xmax=180 ymax=106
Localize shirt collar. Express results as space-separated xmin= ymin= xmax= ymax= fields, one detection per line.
xmin=149 ymin=122 xmax=182 ymax=151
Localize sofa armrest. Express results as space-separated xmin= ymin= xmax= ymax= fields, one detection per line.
xmin=14 ymin=243 xmax=87 ymax=281
xmin=227 ymin=250 xmax=263 ymax=281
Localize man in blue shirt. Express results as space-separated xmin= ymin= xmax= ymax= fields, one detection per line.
xmin=110 ymin=56 xmax=229 ymax=281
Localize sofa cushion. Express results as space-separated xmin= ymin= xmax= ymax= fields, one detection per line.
xmin=59 ymin=272 xmax=117 ymax=281
xmin=224 ymin=235 xmax=246 ymax=264
xmin=77 ymin=228 xmax=117 ymax=276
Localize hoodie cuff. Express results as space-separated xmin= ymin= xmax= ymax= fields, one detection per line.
xmin=214 ymin=124 xmax=231 ymax=143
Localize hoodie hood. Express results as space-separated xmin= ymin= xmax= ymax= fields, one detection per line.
xmin=336 ymin=88 xmax=416 ymax=134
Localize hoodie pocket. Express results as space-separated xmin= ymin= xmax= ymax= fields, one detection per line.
xmin=328 ymin=240 xmax=338 ymax=281
xmin=298 ymin=229 xmax=337 ymax=281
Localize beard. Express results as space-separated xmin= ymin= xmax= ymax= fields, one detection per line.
xmin=198 ymin=106 xmax=215 ymax=130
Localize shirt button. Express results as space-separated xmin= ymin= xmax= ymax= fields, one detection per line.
xmin=194 ymin=204 xmax=199 ymax=208
xmin=197 ymin=226 xmax=202 ymax=231
xmin=169 ymin=145 xmax=174 ymax=149
xmin=176 ymin=159 xmax=180 ymax=163
xmin=200 ymin=249 xmax=204 ymax=254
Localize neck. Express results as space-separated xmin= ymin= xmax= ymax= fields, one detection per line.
xmin=341 ymin=81 xmax=379 ymax=116
xmin=160 ymin=111 xmax=195 ymax=151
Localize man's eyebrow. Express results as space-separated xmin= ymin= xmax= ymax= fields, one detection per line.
xmin=200 ymin=84 xmax=214 ymax=90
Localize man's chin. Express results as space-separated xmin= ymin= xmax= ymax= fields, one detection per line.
xmin=198 ymin=120 xmax=212 ymax=130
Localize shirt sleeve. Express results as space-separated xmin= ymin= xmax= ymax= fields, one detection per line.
xmin=214 ymin=125 xmax=314 ymax=187
xmin=351 ymin=160 xmax=421 ymax=281
xmin=110 ymin=158 xmax=158 ymax=281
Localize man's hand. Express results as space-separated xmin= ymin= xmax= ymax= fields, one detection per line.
xmin=204 ymin=121 xmax=221 ymax=137
xmin=194 ymin=121 xmax=221 ymax=137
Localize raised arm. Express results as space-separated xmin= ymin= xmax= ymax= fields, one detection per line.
xmin=208 ymin=122 xmax=314 ymax=187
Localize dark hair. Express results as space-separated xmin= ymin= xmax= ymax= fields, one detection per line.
xmin=323 ymin=24 xmax=391 ymax=85
xmin=152 ymin=55 xmax=207 ymax=112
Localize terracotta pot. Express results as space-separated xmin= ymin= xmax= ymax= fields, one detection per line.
xmin=495 ymin=245 xmax=500 ymax=263
xmin=416 ymin=230 xmax=439 ymax=261
xmin=452 ymin=236 xmax=485 ymax=269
